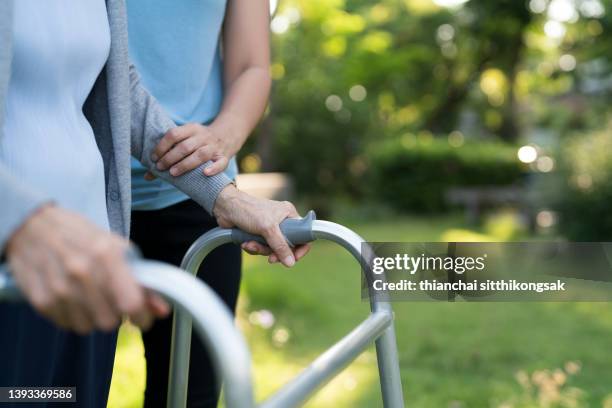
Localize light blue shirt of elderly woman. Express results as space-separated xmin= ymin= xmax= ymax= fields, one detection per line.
xmin=0 ymin=0 xmax=111 ymax=230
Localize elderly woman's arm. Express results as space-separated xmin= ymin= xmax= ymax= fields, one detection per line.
xmin=0 ymin=1 xmax=166 ymax=334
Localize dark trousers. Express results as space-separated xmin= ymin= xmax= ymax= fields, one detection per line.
xmin=0 ymin=305 xmax=117 ymax=408
xmin=131 ymin=199 xmax=242 ymax=408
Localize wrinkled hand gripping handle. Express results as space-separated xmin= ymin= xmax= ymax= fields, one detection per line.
xmin=230 ymin=210 xmax=317 ymax=247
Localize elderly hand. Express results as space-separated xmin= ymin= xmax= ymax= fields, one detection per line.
xmin=149 ymin=122 xmax=238 ymax=180
xmin=213 ymin=185 xmax=310 ymax=267
xmin=6 ymin=205 xmax=170 ymax=334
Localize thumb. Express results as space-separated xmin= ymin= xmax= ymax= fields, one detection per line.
xmin=203 ymin=156 xmax=229 ymax=176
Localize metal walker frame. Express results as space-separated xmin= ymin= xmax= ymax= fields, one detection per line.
xmin=0 ymin=212 xmax=404 ymax=408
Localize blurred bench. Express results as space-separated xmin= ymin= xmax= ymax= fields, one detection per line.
xmin=446 ymin=186 xmax=526 ymax=224
xmin=236 ymin=172 xmax=294 ymax=201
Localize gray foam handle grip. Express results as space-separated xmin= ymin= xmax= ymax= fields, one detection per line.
xmin=231 ymin=210 xmax=316 ymax=247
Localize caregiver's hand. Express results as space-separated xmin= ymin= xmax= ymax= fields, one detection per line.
xmin=5 ymin=205 xmax=170 ymax=334
xmin=149 ymin=122 xmax=238 ymax=179
xmin=213 ymin=185 xmax=310 ymax=267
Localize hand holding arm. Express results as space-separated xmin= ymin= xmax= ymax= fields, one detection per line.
xmin=128 ymin=63 xmax=232 ymax=214
xmin=149 ymin=0 xmax=271 ymax=177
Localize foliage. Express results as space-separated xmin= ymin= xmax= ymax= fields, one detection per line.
xmin=502 ymin=363 xmax=586 ymax=408
xmin=554 ymin=123 xmax=612 ymax=240
xmin=369 ymin=137 xmax=524 ymax=212
xmin=241 ymin=0 xmax=612 ymax=215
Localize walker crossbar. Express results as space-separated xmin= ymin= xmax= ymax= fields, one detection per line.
xmin=169 ymin=212 xmax=404 ymax=408
xmin=258 ymin=311 xmax=392 ymax=408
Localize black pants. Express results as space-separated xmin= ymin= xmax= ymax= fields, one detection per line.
xmin=131 ymin=199 xmax=242 ymax=408
xmin=0 ymin=305 xmax=116 ymax=408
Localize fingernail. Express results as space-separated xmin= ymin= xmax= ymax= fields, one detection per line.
xmin=151 ymin=154 xmax=158 ymax=162
xmin=156 ymin=162 xmax=164 ymax=170
xmin=284 ymin=256 xmax=295 ymax=267
xmin=170 ymin=167 xmax=177 ymax=176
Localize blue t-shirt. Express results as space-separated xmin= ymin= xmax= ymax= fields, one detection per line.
xmin=126 ymin=0 xmax=237 ymax=211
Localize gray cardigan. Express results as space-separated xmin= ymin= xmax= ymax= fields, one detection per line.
xmin=0 ymin=0 xmax=232 ymax=249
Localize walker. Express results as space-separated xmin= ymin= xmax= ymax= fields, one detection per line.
xmin=0 ymin=212 xmax=404 ymax=408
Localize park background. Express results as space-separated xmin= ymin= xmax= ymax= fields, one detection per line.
xmin=110 ymin=0 xmax=612 ymax=407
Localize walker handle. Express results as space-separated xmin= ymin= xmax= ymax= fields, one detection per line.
xmin=231 ymin=210 xmax=317 ymax=247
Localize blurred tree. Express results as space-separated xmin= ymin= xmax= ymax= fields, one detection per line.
xmin=426 ymin=0 xmax=533 ymax=141
xmin=240 ymin=0 xmax=610 ymax=215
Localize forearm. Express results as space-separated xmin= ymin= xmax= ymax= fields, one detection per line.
xmin=209 ymin=66 xmax=271 ymax=156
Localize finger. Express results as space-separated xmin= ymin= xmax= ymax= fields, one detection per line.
xmin=240 ymin=242 xmax=259 ymax=256
xmin=286 ymin=203 xmax=300 ymax=218
xmin=87 ymin=261 xmax=122 ymax=331
xmin=294 ymin=244 xmax=311 ymax=261
xmin=203 ymin=156 xmax=229 ymax=176
xmin=146 ymin=291 xmax=171 ymax=318
xmin=57 ymin=261 xmax=95 ymax=334
xmin=102 ymin=241 xmax=148 ymax=328
xmin=75 ymin=239 xmax=125 ymax=331
xmin=152 ymin=124 xmax=197 ymax=162
xmin=156 ymin=138 xmax=199 ymax=171
xmin=144 ymin=171 xmax=157 ymax=181
xmin=12 ymin=228 xmax=89 ymax=332
xmin=270 ymin=244 xmax=308 ymax=264
xmin=9 ymin=255 xmax=46 ymax=309
xmin=50 ymin=303 xmax=74 ymax=331
xmin=13 ymin=255 xmax=70 ymax=328
xmin=130 ymin=310 xmax=155 ymax=331
xmin=41 ymin=243 xmax=95 ymax=333
xmin=168 ymin=146 xmax=213 ymax=176
xmin=64 ymin=255 xmax=117 ymax=333
xmin=55 ymin=227 xmax=124 ymax=331
xmin=241 ymin=241 xmax=272 ymax=256
xmin=43 ymin=252 xmax=80 ymax=330
xmin=64 ymin=297 xmax=96 ymax=334
xmin=275 ymin=201 xmax=300 ymax=220
xmin=262 ymin=225 xmax=295 ymax=267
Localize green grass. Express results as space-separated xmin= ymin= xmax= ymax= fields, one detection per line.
xmin=109 ymin=214 xmax=612 ymax=407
